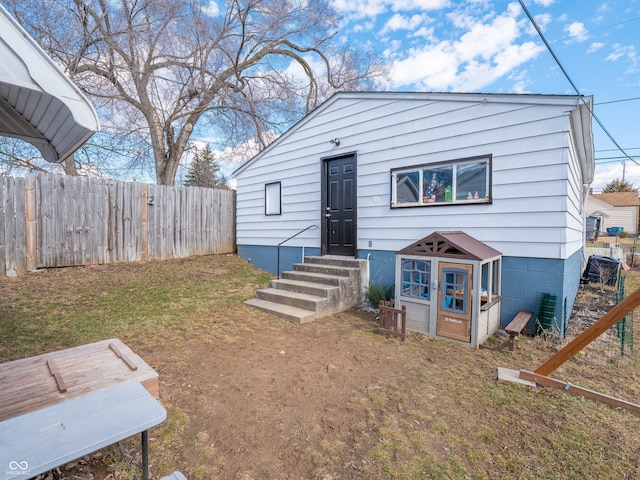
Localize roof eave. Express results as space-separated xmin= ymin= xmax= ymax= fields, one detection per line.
xmin=0 ymin=4 xmax=99 ymax=163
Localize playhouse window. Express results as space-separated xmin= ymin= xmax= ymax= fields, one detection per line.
xmin=391 ymin=155 xmax=491 ymax=207
xmin=400 ymin=259 xmax=431 ymax=300
xmin=441 ymin=268 xmax=469 ymax=315
xmin=265 ymin=182 xmax=281 ymax=215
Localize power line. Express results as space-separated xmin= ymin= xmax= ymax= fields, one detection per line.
xmin=595 ymin=157 xmax=640 ymax=165
xmin=517 ymin=0 xmax=640 ymax=168
xmin=596 ymin=147 xmax=640 ymax=153
xmin=596 ymin=96 xmax=640 ymax=106
xmin=586 ymin=15 xmax=640 ymax=35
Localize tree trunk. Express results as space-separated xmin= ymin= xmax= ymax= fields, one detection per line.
xmin=156 ymin=151 xmax=180 ymax=186
xmin=63 ymin=155 xmax=78 ymax=175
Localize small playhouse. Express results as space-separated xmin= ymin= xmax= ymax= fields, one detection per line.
xmin=395 ymin=231 xmax=503 ymax=348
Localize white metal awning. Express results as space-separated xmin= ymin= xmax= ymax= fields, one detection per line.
xmin=0 ymin=4 xmax=99 ymax=163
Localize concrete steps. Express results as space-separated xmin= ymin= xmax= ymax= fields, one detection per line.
xmin=244 ymin=256 xmax=367 ymax=323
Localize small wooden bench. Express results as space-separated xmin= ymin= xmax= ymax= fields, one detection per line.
xmin=378 ymin=300 xmax=407 ymax=341
xmin=480 ymin=310 xmax=533 ymax=354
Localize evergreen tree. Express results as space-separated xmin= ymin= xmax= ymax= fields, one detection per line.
xmin=602 ymin=178 xmax=638 ymax=193
xmin=184 ymin=145 xmax=228 ymax=189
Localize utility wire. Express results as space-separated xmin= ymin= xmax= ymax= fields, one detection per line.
xmin=517 ymin=0 xmax=639 ymax=167
xmin=596 ymin=96 xmax=640 ymax=106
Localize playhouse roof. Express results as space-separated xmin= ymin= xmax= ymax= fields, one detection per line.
xmin=397 ymin=231 xmax=502 ymax=261
xmin=0 ymin=4 xmax=99 ymax=163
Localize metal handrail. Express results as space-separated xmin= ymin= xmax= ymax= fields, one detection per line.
xmin=277 ymin=224 xmax=319 ymax=279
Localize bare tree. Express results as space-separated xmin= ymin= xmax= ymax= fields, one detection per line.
xmin=7 ymin=0 xmax=382 ymax=185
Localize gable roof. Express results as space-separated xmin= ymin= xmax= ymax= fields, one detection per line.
xmin=397 ymin=231 xmax=501 ymax=261
xmin=233 ymin=91 xmax=594 ymax=183
xmin=0 ymin=4 xmax=99 ymax=163
xmin=591 ymin=191 xmax=640 ymax=207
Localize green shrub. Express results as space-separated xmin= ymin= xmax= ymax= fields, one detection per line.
xmin=366 ymin=281 xmax=394 ymax=307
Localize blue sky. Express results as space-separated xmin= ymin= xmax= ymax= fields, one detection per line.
xmin=331 ymin=0 xmax=640 ymax=192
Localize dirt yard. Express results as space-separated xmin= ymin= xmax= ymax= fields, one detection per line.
xmin=2 ymin=254 xmax=639 ymax=480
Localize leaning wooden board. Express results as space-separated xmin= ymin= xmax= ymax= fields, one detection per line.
xmin=0 ymin=338 xmax=158 ymax=421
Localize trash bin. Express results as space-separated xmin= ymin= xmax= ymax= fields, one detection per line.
xmin=582 ymin=255 xmax=620 ymax=286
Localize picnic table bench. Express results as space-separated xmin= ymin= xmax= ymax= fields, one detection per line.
xmin=480 ymin=310 xmax=533 ymax=354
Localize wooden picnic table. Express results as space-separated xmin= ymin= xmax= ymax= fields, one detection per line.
xmin=0 ymin=339 xmax=163 ymax=480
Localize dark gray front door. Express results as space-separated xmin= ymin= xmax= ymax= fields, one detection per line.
xmin=323 ymin=155 xmax=356 ymax=256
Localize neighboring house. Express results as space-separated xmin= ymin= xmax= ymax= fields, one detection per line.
xmin=233 ymin=92 xmax=594 ymax=340
xmin=0 ymin=4 xmax=98 ymax=163
xmin=587 ymin=191 xmax=640 ymax=235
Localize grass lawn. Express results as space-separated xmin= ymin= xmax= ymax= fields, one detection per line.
xmin=1 ymin=254 xmax=640 ymax=480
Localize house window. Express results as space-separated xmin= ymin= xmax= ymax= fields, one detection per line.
xmin=391 ymin=155 xmax=491 ymax=207
xmin=265 ymin=182 xmax=281 ymax=215
xmin=401 ymin=259 xmax=431 ymax=300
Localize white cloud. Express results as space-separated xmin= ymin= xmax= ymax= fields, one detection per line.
xmin=380 ymin=13 xmax=429 ymax=34
xmin=533 ymin=13 xmax=552 ymax=31
xmin=201 ymin=0 xmax=220 ymax=17
xmin=331 ymin=0 xmax=449 ymax=20
xmin=605 ymin=44 xmax=636 ymax=62
xmin=587 ymin=42 xmax=605 ymax=53
xmin=591 ymin=162 xmax=640 ymax=192
xmin=564 ymin=21 xmax=589 ymax=42
xmin=414 ymin=26 xmax=435 ymax=38
xmin=388 ymin=4 xmax=544 ymax=91
xmin=533 ymin=0 xmax=555 ymax=6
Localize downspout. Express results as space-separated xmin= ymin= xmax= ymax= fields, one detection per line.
xmin=583 ymin=184 xmax=592 ymax=266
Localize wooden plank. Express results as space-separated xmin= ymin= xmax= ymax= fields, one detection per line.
xmin=164 ymin=185 xmax=173 ymax=260
xmin=96 ymin=178 xmax=108 ymax=265
xmin=535 ymin=287 xmax=640 ymax=376
xmin=109 ymin=342 xmax=138 ymax=371
xmin=60 ymin=175 xmax=73 ymax=266
xmin=4 ymin=176 xmax=25 ymax=277
xmin=0 ymin=177 xmax=4 ymax=276
xmin=519 ymin=370 xmax=640 ymax=415
xmin=0 ymin=338 xmax=158 ymax=421
xmin=46 ymin=359 xmax=67 ymax=393
xmin=14 ymin=176 xmax=27 ymax=276
xmin=36 ymin=173 xmax=50 ymax=267
xmin=25 ymin=174 xmax=36 ymax=271
xmin=504 ymin=310 xmax=532 ymax=335
xmin=147 ymin=184 xmax=157 ymax=260
xmin=140 ymin=183 xmax=149 ymax=262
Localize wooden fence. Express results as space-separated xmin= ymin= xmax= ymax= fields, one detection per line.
xmin=0 ymin=173 xmax=236 ymax=277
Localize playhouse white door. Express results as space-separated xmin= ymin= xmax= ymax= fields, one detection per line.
xmin=436 ymin=263 xmax=472 ymax=342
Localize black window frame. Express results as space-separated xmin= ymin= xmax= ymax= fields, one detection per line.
xmin=390 ymin=155 xmax=492 ymax=208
